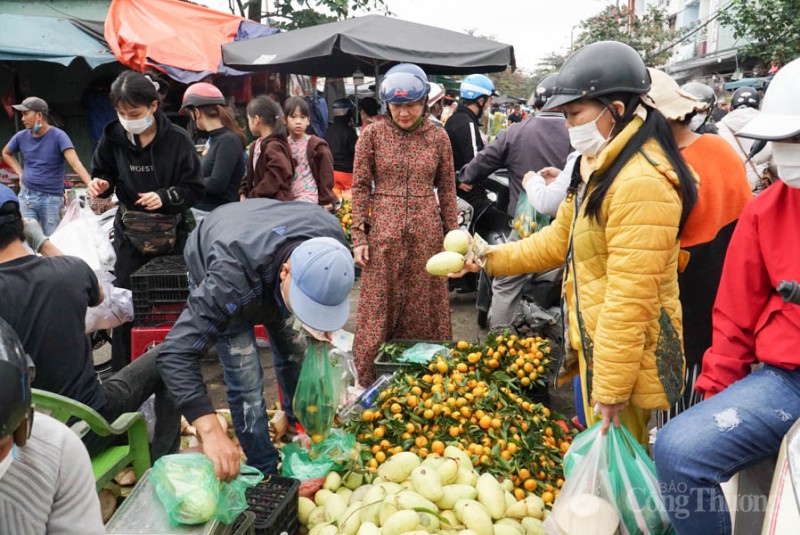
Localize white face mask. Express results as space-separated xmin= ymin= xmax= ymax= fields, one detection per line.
xmin=772 ymin=142 xmax=800 ymax=187
xmin=0 ymin=444 xmax=17 ymax=480
xmin=689 ymin=113 xmax=707 ymax=132
xmin=118 ymin=111 xmax=153 ymax=135
xmin=568 ymin=108 xmax=611 ymax=158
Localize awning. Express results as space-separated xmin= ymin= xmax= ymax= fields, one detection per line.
xmin=104 ymin=0 xmax=276 ymax=83
xmin=664 ymin=49 xmax=738 ymax=76
xmin=221 ymin=14 xmax=515 ymax=77
xmin=0 ymin=14 xmax=115 ymax=69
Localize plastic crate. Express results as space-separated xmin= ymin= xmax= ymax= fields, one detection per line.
xmin=217 ymin=511 xmax=256 ymax=535
xmin=245 ymin=475 xmax=300 ymax=535
xmin=374 ymin=339 xmax=449 ymax=377
xmin=131 ymin=256 xmax=190 ymax=326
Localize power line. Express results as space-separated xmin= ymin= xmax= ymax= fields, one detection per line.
xmin=656 ymin=0 xmax=734 ymax=56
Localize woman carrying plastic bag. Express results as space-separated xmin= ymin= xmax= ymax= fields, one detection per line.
xmin=545 ymin=422 xmax=672 ymax=535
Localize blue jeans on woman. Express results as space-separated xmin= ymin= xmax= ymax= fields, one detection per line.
xmin=19 ymin=186 xmax=63 ymax=236
xmin=216 ymin=314 xmax=306 ymax=475
xmin=654 ymin=365 xmax=800 ymax=534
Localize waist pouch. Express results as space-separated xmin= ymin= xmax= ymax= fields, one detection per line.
xmin=121 ymin=207 xmax=181 ymax=256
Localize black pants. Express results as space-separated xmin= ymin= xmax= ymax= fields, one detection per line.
xmin=111 ymin=225 xmax=150 ymax=372
xmin=110 ymin=212 xmax=191 ymax=371
xmin=84 ymin=346 xmax=181 ymax=461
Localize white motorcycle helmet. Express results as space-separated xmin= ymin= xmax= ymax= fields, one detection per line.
xmin=737 ymin=58 xmax=800 ymax=185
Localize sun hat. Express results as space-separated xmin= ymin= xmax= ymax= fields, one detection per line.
xmin=646 ymin=68 xmax=707 ymax=121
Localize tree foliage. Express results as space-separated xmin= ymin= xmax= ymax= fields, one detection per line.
xmin=489 ymin=67 xmax=538 ymax=100
xmin=462 ymin=29 xmax=537 ymax=99
xmin=228 ymin=0 xmax=389 ymax=29
xmin=574 ymin=5 xmax=680 ymax=66
xmin=719 ymin=0 xmax=800 ymax=67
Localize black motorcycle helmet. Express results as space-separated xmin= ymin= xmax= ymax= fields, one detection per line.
xmin=680 ymin=82 xmax=716 ymax=108
xmin=530 ymin=73 xmax=559 ymax=110
xmin=0 ymin=317 xmax=35 ymax=447
xmin=543 ymin=41 xmax=651 ymax=111
xmin=730 ymin=87 xmax=761 ymax=110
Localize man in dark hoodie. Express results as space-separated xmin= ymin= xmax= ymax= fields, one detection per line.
xmin=445 ymin=74 xmax=497 ymax=216
xmin=459 ymin=73 xmax=571 ymax=332
xmin=327 ymin=98 xmax=358 ymax=192
xmin=88 ymin=71 xmax=203 ymax=370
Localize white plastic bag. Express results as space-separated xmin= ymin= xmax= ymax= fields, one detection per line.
xmin=49 ymin=200 xmax=115 ymax=272
xmin=545 ymin=426 xmax=620 ymax=535
xmin=545 ymin=423 xmax=672 ymax=535
xmin=85 ymin=271 xmax=133 ymax=333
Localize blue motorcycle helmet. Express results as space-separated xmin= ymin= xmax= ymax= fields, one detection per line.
xmin=460 ymin=74 xmax=497 ymax=100
xmin=385 ymin=63 xmax=428 ymax=81
xmin=380 ymin=72 xmax=429 ymax=104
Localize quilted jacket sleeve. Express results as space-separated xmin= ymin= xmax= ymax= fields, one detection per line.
xmin=591 ymin=166 xmax=682 ymax=404
xmin=485 ymin=192 xmax=573 ymax=277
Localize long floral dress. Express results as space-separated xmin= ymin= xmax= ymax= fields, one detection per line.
xmin=351 ymin=117 xmax=459 ymax=385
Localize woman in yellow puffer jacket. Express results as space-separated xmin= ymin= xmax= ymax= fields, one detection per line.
xmin=457 ymin=41 xmax=698 ymax=445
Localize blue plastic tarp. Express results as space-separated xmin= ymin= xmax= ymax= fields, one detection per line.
xmin=0 ymin=14 xmax=116 ymax=69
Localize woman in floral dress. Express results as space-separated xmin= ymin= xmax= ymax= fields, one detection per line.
xmin=351 ymin=64 xmax=459 ymax=385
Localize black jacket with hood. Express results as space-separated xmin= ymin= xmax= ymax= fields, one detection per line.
xmin=444 ymin=104 xmax=491 ymax=210
xmin=91 ymin=111 xmax=203 ymax=214
xmin=156 ymin=199 xmax=348 ymax=422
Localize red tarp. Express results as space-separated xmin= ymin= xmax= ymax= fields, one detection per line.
xmin=104 ymin=0 xmax=248 ymax=76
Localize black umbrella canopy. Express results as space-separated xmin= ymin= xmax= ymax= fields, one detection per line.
xmin=221 ymin=14 xmax=516 ymax=77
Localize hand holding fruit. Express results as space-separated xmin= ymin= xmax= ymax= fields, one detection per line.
xmin=426 ymin=229 xmax=472 ymax=276
xmin=447 ymin=250 xmax=482 ymax=279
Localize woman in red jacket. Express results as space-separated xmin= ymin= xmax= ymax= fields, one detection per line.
xmin=655 ymin=57 xmax=800 ymax=534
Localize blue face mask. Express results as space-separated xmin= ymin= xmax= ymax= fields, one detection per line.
xmin=32 ymin=122 xmax=42 ymax=134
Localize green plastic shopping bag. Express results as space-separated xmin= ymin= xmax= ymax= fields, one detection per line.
xmin=150 ymin=453 xmax=263 ymax=526
xmin=293 ymin=342 xmax=337 ymax=444
xmin=548 ymin=423 xmax=673 ymax=535
xmin=512 ymin=192 xmax=551 ymax=239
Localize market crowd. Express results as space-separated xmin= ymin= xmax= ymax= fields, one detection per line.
xmin=0 ymin=38 xmax=799 ymax=535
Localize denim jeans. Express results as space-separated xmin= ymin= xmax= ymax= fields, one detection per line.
xmin=216 ymin=313 xmax=306 ymax=475
xmin=18 ymin=186 xmax=63 ymax=236
xmin=654 ymin=365 xmax=800 ymax=534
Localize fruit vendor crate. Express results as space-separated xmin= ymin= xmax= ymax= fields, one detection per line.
xmin=131 ymin=256 xmax=190 ymax=326
xmin=245 ymin=475 xmax=300 ymax=535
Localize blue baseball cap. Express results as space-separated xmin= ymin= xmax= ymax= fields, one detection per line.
xmin=0 ymin=185 xmax=20 ymax=226
xmin=288 ymin=237 xmax=355 ymax=332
